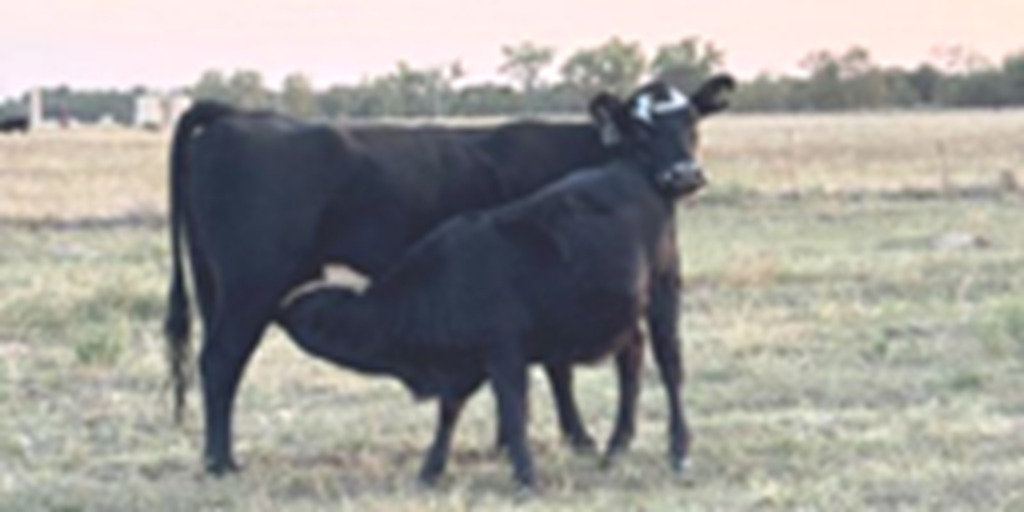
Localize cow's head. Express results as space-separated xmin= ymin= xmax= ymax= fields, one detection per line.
xmin=589 ymin=74 xmax=736 ymax=197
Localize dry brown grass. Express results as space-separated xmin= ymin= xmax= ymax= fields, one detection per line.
xmin=704 ymin=110 xmax=1024 ymax=195
xmin=3 ymin=109 xmax=1022 ymax=222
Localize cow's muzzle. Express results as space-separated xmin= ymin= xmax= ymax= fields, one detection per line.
xmin=656 ymin=161 xmax=706 ymax=197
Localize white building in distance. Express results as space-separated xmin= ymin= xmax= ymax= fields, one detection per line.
xmin=135 ymin=92 xmax=192 ymax=130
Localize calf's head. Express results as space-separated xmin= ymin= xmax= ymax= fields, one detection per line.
xmin=589 ymin=74 xmax=736 ymax=197
xmin=278 ymin=285 xmax=380 ymax=357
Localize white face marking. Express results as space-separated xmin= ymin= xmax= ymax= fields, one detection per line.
xmin=632 ymin=94 xmax=654 ymax=123
xmin=652 ymin=87 xmax=689 ymax=114
xmin=632 ymin=87 xmax=690 ymax=123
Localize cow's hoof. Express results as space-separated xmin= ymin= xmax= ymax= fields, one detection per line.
xmin=566 ymin=434 xmax=598 ymax=455
xmin=417 ymin=473 xmax=444 ymax=489
xmin=205 ymin=458 xmax=241 ymax=477
xmin=513 ymin=468 xmax=537 ymax=494
xmin=671 ymin=456 xmax=693 ymax=476
xmin=513 ymin=481 xmax=538 ymax=502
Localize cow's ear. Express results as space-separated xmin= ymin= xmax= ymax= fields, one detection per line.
xmin=691 ymin=74 xmax=737 ymax=117
xmin=588 ymin=92 xmax=626 ymax=146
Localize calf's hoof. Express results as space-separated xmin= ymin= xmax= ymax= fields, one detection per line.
xmin=599 ymin=447 xmax=626 ymax=471
xmin=599 ymin=430 xmax=636 ymax=470
xmin=204 ymin=457 xmax=241 ymax=477
xmin=417 ymin=464 xmax=446 ymax=487
xmin=513 ymin=482 xmax=539 ymax=502
xmin=513 ymin=468 xmax=537 ymax=491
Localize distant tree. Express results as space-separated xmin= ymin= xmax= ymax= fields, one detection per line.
xmin=941 ymin=70 xmax=1012 ymax=107
xmin=426 ymin=62 xmax=465 ymax=117
xmin=193 ymin=70 xmax=233 ymax=103
xmin=931 ymin=47 xmax=1014 ymax=107
xmin=17 ymin=38 xmax=1024 ymax=120
xmin=228 ymin=70 xmax=271 ymax=109
xmin=731 ymin=74 xmax=795 ymax=111
xmin=316 ymin=85 xmax=354 ymax=119
xmin=499 ymin=42 xmax=555 ymax=111
xmin=346 ymin=77 xmax=391 ymax=117
xmin=560 ymin=37 xmax=647 ymax=96
xmin=799 ymin=50 xmax=844 ymax=109
xmin=839 ymin=47 xmax=889 ymax=108
xmin=650 ymin=37 xmax=725 ymax=92
xmin=392 ymin=62 xmax=427 ymax=115
xmin=36 ymin=86 xmax=134 ymax=124
xmin=450 ymin=83 xmax=520 ymax=116
xmin=904 ymin=64 xmax=944 ymax=104
xmin=879 ymin=68 xmax=923 ymax=108
xmin=798 ymin=46 xmax=890 ymax=109
xmin=280 ymin=73 xmax=316 ymax=118
xmin=929 ymin=45 xmax=992 ymax=75
xmin=1000 ymin=51 xmax=1024 ymax=104
xmin=361 ymin=61 xmax=463 ymax=117
xmin=531 ymin=82 xmax=588 ymax=114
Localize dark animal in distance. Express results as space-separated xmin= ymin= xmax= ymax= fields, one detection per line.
xmin=0 ymin=115 xmax=30 ymax=134
xmin=164 ymin=76 xmax=733 ymax=475
xmin=277 ymin=77 xmax=735 ymax=488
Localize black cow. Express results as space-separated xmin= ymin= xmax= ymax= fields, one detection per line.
xmin=277 ymin=79 xmax=734 ymax=488
xmin=0 ymin=115 xmax=30 ymax=134
xmin=165 ymin=76 xmax=734 ymax=475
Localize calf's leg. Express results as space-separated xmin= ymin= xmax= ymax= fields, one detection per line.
xmin=419 ymin=377 xmax=486 ymax=485
xmin=488 ymin=345 xmax=535 ymax=488
xmin=647 ymin=273 xmax=691 ymax=472
xmin=603 ymin=331 xmax=644 ymax=466
xmin=544 ymin=364 xmax=597 ymax=452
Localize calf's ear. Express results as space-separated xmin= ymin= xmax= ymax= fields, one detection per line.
xmin=691 ymin=74 xmax=737 ymax=117
xmin=588 ymin=92 xmax=626 ymax=146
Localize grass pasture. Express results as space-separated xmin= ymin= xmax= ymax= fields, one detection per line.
xmin=1 ymin=111 xmax=1023 ymax=511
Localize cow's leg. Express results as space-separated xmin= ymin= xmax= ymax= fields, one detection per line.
xmin=200 ymin=305 xmax=269 ymax=474
xmin=647 ymin=273 xmax=691 ymax=472
xmin=488 ymin=346 xmax=534 ymax=488
xmin=544 ymin=364 xmax=597 ymax=452
xmin=201 ymin=273 xmax=301 ymax=475
xmin=419 ymin=378 xmax=486 ymax=485
xmin=603 ymin=331 xmax=643 ymax=466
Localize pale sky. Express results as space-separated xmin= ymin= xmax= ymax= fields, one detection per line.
xmin=1 ymin=0 xmax=1022 ymax=97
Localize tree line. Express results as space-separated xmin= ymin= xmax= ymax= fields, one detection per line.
xmin=3 ymin=38 xmax=1023 ymax=123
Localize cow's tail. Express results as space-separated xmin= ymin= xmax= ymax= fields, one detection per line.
xmin=164 ymin=101 xmax=236 ymax=425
